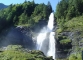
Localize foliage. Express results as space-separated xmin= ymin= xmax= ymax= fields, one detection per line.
xmin=59 ymin=39 xmax=71 ymax=44
xmin=69 ymin=53 xmax=82 ymax=60
xmin=56 ymin=0 xmax=83 ymax=19
xmin=0 ymin=0 xmax=52 ymax=32
xmin=56 ymin=28 xmax=63 ymax=33
xmin=55 ymin=0 xmax=83 ymax=59
xmin=6 ymin=45 xmax=22 ymax=50
xmin=55 ymin=0 xmax=83 ymax=27
xmin=0 ymin=45 xmax=53 ymax=60
xmin=55 ymin=0 xmax=69 ymax=19
xmin=63 ymin=16 xmax=83 ymax=31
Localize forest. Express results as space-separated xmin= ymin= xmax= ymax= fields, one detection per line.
xmin=0 ymin=1 xmax=52 ymax=32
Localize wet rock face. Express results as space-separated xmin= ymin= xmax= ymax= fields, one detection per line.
xmin=55 ymin=31 xmax=72 ymax=58
xmin=55 ymin=30 xmax=83 ymax=58
xmin=0 ymin=26 xmax=35 ymax=49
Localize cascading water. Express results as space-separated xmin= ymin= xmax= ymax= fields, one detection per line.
xmin=36 ymin=13 xmax=55 ymax=59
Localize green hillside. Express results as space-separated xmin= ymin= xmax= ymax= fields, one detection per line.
xmin=0 ymin=45 xmax=53 ymax=60
xmin=0 ymin=1 xmax=52 ymax=32
xmin=55 ymin=0 xmax=83 ymax=60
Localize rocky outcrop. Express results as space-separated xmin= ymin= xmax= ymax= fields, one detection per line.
xmin=55 ymin=31 xmax=72 ymax=58
xmin=55 ymin=28 xmax=83 ymax=59
xmin=0 ymin=26 xmax=35 ymax=49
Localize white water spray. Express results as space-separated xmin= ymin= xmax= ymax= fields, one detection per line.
xmin=36 ymin=13 xmax=55 ymax=59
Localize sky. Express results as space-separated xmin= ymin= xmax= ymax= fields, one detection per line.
xmin=0 ymin=0 xmax=60 ymax=11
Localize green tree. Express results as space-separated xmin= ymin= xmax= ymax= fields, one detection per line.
xmin=19 ymin=12 xmax=28 ymax=25
xmin=55 ymin=0 xmax=68 ymax=19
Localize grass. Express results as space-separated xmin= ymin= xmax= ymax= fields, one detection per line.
xmin=69 ymin=53 xmax=82 ymax=60
xmin=59 ymin=39 xmax=71 ymax=44
xmin=15 ymin=24 xmax=31 ymax=27
xmin=63 ymin=16 xmax=83 ymax=31
xmin=0 ymin=45 xmax=53 ymax=60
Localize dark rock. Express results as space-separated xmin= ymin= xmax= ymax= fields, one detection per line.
xmin=0 ymin=26 xmax=35 ymax=49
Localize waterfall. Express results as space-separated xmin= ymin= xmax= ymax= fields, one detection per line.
xmin=36 ymin=13 xmax=55 ymax=59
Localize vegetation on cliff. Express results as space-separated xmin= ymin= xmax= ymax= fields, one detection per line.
xmin=55 ymin=0 xmax=83 ymax=60
xmin=0 ymin=45 xmax=53 ymax=60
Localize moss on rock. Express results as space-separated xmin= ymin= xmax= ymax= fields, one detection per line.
xmin=0 ymin=45 xmax=54 ymax=60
